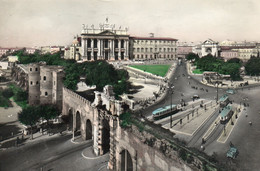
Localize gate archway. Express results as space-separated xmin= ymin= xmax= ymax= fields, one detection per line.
xmin=68 ymin=109 xmax=73 ymax=131
xmin=101 ymin=119 xmax=110 ymax=154
xmin=120 ymin=149 xmax=133 ymax=171
xmin=75 ymin=111 xmax=81 ymax=136
xmin=86 ymin=119 xmax=92 ymax=140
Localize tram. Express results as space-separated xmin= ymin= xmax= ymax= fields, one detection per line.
xmin=152 ymin=104 xmax=181 ymax=120
xmin=219 ymin=104 xmax=233 ymax=124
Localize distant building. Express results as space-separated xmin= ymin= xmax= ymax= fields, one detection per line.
xmin=130 ymin=35 xmax=178 ymax=60
xmin=25 ymin=48 xmax=37 ymax=54
xmin=8 ymin=56 xmax=18 ymax=63
xmin=177 ymin=45 xmax=193 ymax=58
xmin=0 ymin=47 xmax=37 ymax=57
xmin=220 ymin=46 xmax=258 ymax=62
xmin=201 ymin=39 xmax=219 ymax=57
xmin=0 ymin=47 xmax=21 ymax=57
xmin=192 ymin=44 xmax=202 ymax=57
xmin=40 ymin=46 xmax=62 ymax=54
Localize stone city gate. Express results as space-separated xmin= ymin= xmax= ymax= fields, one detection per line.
xmin=62 ymin=87 xmax=117 ymax=156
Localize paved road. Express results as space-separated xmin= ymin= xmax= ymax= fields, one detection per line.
xmin=0 ymin=134 xmax=109 ymax=171
xmin=143 ymin=60 xmax=260 ymax=171
xmin=187 ymin=108 xmax=220 ymax=148
xmin=144 ymin=61 xmax=225 ymax=118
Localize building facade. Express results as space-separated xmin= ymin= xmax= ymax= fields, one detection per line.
xmin=201 ymin=39 xmax=219 ymax=57
xmin=177 ymin=45 xmax=193 ymax=58
xmin=130 ymin=36 xmax=177 ymax=60
xmin=64 ymin=19 xmax=130 ymax=61
xmin=64 ymin=19 xmax=178 ymax=61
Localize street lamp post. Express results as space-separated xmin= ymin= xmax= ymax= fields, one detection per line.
xmin=168 ymin=84 xmax=174 ymax=128
xmin=216 ymin=73 xmax=219 ymax=103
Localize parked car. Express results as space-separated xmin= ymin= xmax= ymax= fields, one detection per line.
xmin=191 ymin=95 xmax=200 ymax=100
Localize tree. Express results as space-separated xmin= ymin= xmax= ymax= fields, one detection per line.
xmin=38 ymin=105 xmax=59 ymax=132
xmin=13 ymin=89 xmax=27 ymax=102
xmin=185 ymin=53 xmax=199 ymax=61
xmin=18 ymin=106 xmax=40 ymax=139
xmin=227 ymin=58 xmax=242 ymax=64
xmin=245 ymin=56 xmax=260 ymax=76
xmin=2 ymin=88 xmax=14 ymax=98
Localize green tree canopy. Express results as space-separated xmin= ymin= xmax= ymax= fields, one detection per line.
xmin=63 ymin=61 xmax=130 ymax=97
xmin=245 ymin=56 xmax=260 ymax=76
xmin=38 ymin=104 xmax=59 ymax=121
xmin=17 ymin=52 xmax=129 ymax=97
xmin=18 ymin=106 xmax=40 ymax=126
xmin=185 ymin=53 xmax=199 ymax=61
xmin=194 ymin=55 xmax=242 ymax=80
xmin=2 ymin=88 xmax=14 ymax=98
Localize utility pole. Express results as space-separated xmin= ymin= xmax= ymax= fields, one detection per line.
xmin=216 ymin=73 xmax=219 ymax=103
xmin=168 ymin=84 xmax=174 ymax=128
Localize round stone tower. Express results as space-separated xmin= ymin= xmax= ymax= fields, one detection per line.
xmin=28 ymin=63 xmax=41 ymax=105
xmin=40 ymin=66 xmax=54 ymax=104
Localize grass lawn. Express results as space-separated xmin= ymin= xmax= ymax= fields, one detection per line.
xmin=129 ymin=65 xmax=171 ymax=77
xmin=193 ymin=69 xmax=204 ymax=74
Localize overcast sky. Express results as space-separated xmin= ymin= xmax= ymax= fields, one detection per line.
xmin=1 ymin=0 xmax=260 ymax=47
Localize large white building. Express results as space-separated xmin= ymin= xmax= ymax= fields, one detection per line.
xmin=64 ymin=19 xmax=178 ymax=61
xmin=130 ymin=35 xmax=178 ymax=60
xmin=64 ymin=19 xmax=130 ymax=61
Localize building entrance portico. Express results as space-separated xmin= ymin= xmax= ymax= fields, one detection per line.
xmin=80 ymin=18 xmax=130 ymax=61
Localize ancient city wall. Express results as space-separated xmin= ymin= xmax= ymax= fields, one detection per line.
xmin=114 ymin=124 xmax=198 ymax=171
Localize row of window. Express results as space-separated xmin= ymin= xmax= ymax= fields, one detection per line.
xmin=86 ymin=39 xmax=125 ymax=48
xmin=29 ymin=67 xmax=38 ymax=72
xmin=136 ymin=40 xmax=175 ymax=44
xmin=134 ymin=54 xmax=175 ymax=58
xmin=134 ymin=48 xmax=175 ymax=53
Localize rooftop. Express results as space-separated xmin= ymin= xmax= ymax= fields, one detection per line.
xmin=219 ymin=94 xmax=229 ymax=102
xmin=131 ymin=36 xmax=178 ymax=41
xmin=152 ymin=104 xmax=176 ymax=115
xmin=220 ymin=105 xmax=232 ymax=118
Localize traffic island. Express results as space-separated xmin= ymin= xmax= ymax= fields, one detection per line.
xmin=165 ymin=101 xmax=218 ymax=136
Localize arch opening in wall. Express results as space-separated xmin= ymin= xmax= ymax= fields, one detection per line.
xmin=75 ymin=111 xmax=81 ymax=136
xmin=101 ymin=119 xmax=110 ymax=154
xmin=68 ymin=109 xmax=73 ymax=131
xmin=120 ymin=149 xmax=133 ymax=171
xmin=86 ymin=119 xmax=92 ymax=140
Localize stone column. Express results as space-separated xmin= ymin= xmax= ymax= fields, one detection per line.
xmin=111 ymin=40 xmax=115 ymax=60
xmin=91 ymin=39 xmax=94 ymax=60
xmin=109 ymin=40 xmax=113 ymax=60
xmin=100 ymin=39 xmax=103 ymax=60
xmin=82 ymin=38 xmax=85 ymax=58
xmin=118 ymin=40 xmax=121 ymax=60
xmin=97 ymin=39 xmax=100 ymax=57
xmin=125 ymin=40 xmax=129 ymax=60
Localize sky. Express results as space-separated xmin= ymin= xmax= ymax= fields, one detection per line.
xmin=0 ymin=0 xmax=260 ymax=47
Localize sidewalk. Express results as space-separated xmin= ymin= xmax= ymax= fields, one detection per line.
xmin=126 ymin=62 xmax=177 ymax=111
